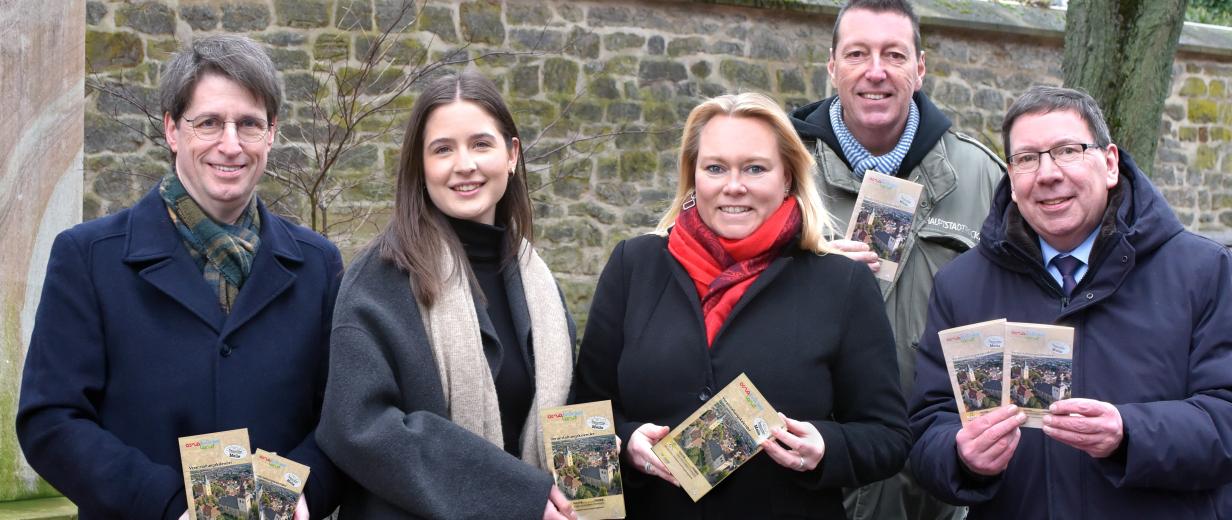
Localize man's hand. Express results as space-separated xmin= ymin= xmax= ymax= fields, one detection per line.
xmin=956 ymin=404 xmax=1026 ymax=476
xmin=1043 ymin=398 xmax=1124 ymax=458
xmin=829 ymin=239 xmax=880 ymax=272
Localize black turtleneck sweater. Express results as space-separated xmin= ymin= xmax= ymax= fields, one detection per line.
xmin=447 ymin=217 xmax=533 ymax=457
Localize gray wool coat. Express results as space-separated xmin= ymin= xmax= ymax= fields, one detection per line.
xmin=316 ymin=245 xmax=575 ymax=519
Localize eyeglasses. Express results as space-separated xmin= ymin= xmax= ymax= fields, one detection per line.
xmin=1007 ymin=143 xmax=1097 ymax=174
xmin=182 ymin=114 xmax=271 ymax=143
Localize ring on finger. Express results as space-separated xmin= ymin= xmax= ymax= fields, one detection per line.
xmin=796 ymin=456 xmax=805 ymax=470
xmin=643 ymin=460 xmax=654 ymax=473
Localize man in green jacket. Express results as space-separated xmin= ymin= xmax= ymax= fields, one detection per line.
xmin=789 ymin=1 xmax=1005 ymax=519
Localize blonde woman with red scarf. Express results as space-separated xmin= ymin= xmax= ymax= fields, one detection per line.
xmin=571 ymin=92 xmax=910 ymax=519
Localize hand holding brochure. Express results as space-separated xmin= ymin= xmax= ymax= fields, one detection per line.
xmin=179 ymin=428 xmax=256 ymax=520
xmin=845 ymin=171 xmax=924 ymax=282
xmin=938 ymin=320 xmax=1074 ymax=429
xmin=253 ymin=449 xmax=311 ymax=520
xmin=651 ymin=373 xmax=785 ymax=502
xmin=541 ymin=400 xmax=625 ymax=519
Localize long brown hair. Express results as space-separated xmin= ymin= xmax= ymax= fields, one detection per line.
xmin=376 ymin=70 xmax=533 ymax=306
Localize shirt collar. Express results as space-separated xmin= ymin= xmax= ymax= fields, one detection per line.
xmin=1040 ymin=227 xmax=1099 ymax=268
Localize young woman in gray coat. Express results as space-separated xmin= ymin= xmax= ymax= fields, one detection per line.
xmin=317 ymin=70 xmax=578 ymax=520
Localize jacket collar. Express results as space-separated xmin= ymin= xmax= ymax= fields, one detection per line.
xmin=121 ymin=186 xmax=305 ymax=334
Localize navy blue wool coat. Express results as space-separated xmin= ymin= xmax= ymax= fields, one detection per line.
xmin=910 ymin=152 xmax=1232 ymax=519
xmin=17 ymin=188 xmax=343 ymax=519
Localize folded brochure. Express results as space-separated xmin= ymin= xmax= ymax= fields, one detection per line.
xmin=541 ymin=400 xmax=625 ymax=519
xmin=652 ymin=373 xmax=785 ymax=501
xmin=253 ymin=449 xmax=311 ymax=520
xmin=845 ymin=170 xmax=924 ymax=283
xmin=179 ymin=428 xmax=256 ymax=520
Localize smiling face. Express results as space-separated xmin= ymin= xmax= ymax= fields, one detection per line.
xmin=164 ymin=73 xmax=274 ymax=224
xmin=693 ymin=115 xmax=790 ymax=240
xmin=828 ymin=8 xmax=925 ymax=153
xmin=1008 ymin=109 xmax=1119 ymax=251
xmin=421 ymin=100 xmax=519 ymax=225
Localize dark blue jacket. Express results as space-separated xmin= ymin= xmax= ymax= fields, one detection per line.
xmin=17 ymin=188 xmax=344 ymax=519
xmin=909 ymin=152 xmax=1232 ymax=519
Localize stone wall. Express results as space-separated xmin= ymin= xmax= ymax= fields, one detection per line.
xmin=80 ymin=0 xmax=1232 ymax=326
xmin=2 ymin=0 xmax=85 ymax=503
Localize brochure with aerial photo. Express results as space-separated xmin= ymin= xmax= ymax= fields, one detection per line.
xmin=845 ymin=171 xmax=924 ymax=283
xmin=253 ymin=449 xmax=310 ymax=520
xmin=1003 ymin=322 xmax=1074 ymax=428
xmin=179 ymin=428 xmax=256 ymax=520
xmin=938 ymin=319 xmax=1009 ymax=426
xmin=541 ymin=400 xmax=625 ymax=520
xmin=652 ymin=373 xmax=785 ymax=502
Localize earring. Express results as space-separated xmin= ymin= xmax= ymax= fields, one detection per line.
xmin=682 ymin=191 xmax=696 ymax=210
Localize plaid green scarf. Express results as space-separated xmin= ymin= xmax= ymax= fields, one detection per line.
xmin=159 ymin=172 xmax=261 ymax=313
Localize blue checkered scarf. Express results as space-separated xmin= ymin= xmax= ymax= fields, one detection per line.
xmin=159 ymin=172 xmax=261 ymax=313
xmin=830 ymin=97 xmax=920 ymax=180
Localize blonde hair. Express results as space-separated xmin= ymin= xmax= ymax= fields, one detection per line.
xmin=654 ymin=92 xmax=840 ymax=254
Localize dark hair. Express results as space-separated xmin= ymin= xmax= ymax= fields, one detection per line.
xmin=376 ymin=69 xmax=532 ymax=306
xmin=1001 ymin=85 xmax=1113 ymax=158
xmin=832 ymin=0 xmax=923 ymax=56
xmin=159 ymin=34 xmax=282 ymax=123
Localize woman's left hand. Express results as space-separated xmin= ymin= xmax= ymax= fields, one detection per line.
xmin=762 ymin=412 xmax=826 ymax=472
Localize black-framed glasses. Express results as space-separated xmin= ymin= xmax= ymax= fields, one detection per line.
xmin=1007 ymin=143 xmax=1097 ymax=174
xmin=182 ymin=114 xmax=271 ymax=143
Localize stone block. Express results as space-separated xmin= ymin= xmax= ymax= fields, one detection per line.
xmin=691 ymin=61 xmax=712 ymax=79
xmin=551 ymin=160 xmax=593 ymax=199
xmin=460 ymin=1 xmax=505 ymax=45
xmin=555 ymin=2 xmax=582 ymax=23
xmin=334 ymin=144 xmax=381 ymax=173
xmin=146 ymin=38 xmax=179 ymax=63
xmin=619 ymin=151 xmax=657 ymax=182
xmin=510 ymin=28 xmax=565 ymax=51
xmin=117 ymin=2 xmax=175 ymax=35
xmin=1179 ymin=126 xmax=1198 ymax=142
xmin=622 ymin=208 xmax=659 ymax=228
xmin=777 ymin=68 xmax=806 ymax=94
xmin=507 ymin=3 xmax=551 ymax=25
xmin=283 ymin=72 xmax=321 ymax=102
xmin=86 ymin=30 xmax=144 ymax=70
xmin=1164 ymin=102 xmax=1185 ymax=121
xmin=336 ymin=0 xmax=374 ymax=30
xmin=94 ymin=81 xmax=157 ymax=117
xmin=648 ymin=36 xmax=665 ymax=56
xmin=568 ymin=100 xmax=603 ymax=123
xmin=1189 ymin=98 xmax=1219 ymax=124
xmin=974 ymin=88 xmax=1004 ymax=111
xmin=276 ymin=0 xmax=330 ymax=28
xmin=87 ymin=1 xmax=107 ymax=25
xmin=934 ymin=81 xmax=972 ymax=108
xmin=708 ymin=41 xmax=743 ymax=56
xmin=544 ymin=58 xmax=579 ymax=94
xmin=596 ymin=180 xmax=638 ymax=205
xmin=1197 ymin=145 xmax=1218 ymax=170
xmin=179 ymin=3 xmax=218 ymax=30
xmin=511 ymin=65 xmax=540 ymax=97
xmin=719 ymin=60 xmax=770 ymax=90
xmin=314 ymin=33 xmax=351 ymax=62
xmin=607 ymin=102 xmax=641 ymax=123
xmin=542 ymin=219 xmax=603 ymax=247
xmin=1179 ymin=76 xmax=1208 ymax=97
xmin=1212 ymin=80 xmax=1226 ymax=99
xmin=267 ymin=48 xmax=310 ymax=71
xmin=571 ymin=201 xmax=617 ymax=225
xmin=566 ymin=28 xmax=601 ymax=59
xmin=604 ymin=32 xmax=644 ymax=51
xmin=223 ymin=2 xmax=271 ymax=31
xmin=589 ymin=76 xmax=620 ymax=100
xmin=587 ymin=5 xmax=635 ymax=27
xmin=639 ymin=60 xmax=687 ymax=83
xmin=667 ymin=37 xmax=705 ymax=58
xmin=416 ymin=5 xmax=458 ymax=41
xmin=602 ymin=55 xmax=638 ymax=76
xmin=375 ymin=0 xmax=420 ymax=32
xmin=749 ymin=33 xmax=791 ymax=60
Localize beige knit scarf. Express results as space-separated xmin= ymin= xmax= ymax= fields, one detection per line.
xmin=416 ymin=239 xmax=573 ymax=469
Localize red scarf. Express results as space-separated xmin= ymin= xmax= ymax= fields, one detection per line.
xmin=667 ymin=197 xmax=801 ymax=347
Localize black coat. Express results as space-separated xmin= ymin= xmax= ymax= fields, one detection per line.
xmin=572 ymin=234 xmax=910 ymax=519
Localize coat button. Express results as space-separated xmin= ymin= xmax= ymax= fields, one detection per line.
xmin=1085 ymin=292 xmax=1094 ymax=300
xmin=698 ymin=386 xmax=712 ymax=402
xmin=220 ymin=343 xmax=232 ymax=357
xmin=1121 ymin=256 xmax=1128 ymax=263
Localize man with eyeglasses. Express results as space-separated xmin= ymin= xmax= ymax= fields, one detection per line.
xmin=909 ymin=85 xmax=1232 ymax=518
xmin=17 ymin=35 xmax=342 ymax=519
xmin=789 ymin=1 xmax=1005 ymax=519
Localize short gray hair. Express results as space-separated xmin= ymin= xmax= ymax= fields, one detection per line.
xmin=159 ymin=34 xmax=282 ymax=124
xmin=1001 ymin=85 xmax=1112 ymax=158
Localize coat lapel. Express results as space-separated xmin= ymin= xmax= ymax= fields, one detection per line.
xmin=220 ymin=200 xmax=302 ymax=339
xmin=124 ymin=189 xmax=226 ymax=331
xmin=502 ymin=262 xmax=534 ymax=369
